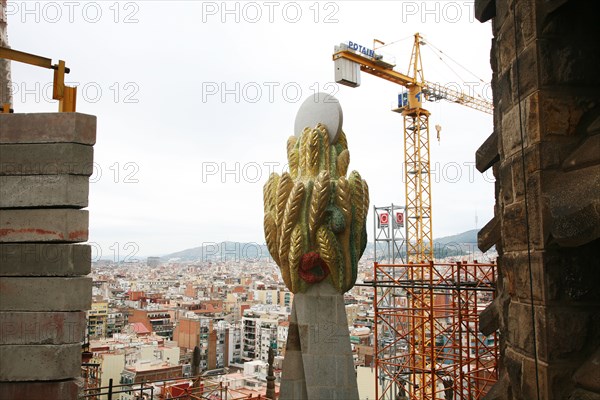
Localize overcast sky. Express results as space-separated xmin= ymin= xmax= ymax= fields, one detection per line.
xmin=7 ymin=1 xmax=494 ymax=258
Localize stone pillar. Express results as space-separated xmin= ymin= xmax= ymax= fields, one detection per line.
xmin=279 ymin=281 xmax=359 ymax=400
xmin=0 ymin=0 xmax=12 ymax=107
xmin=475 ymin=1 xmax=600 ymax=399
xmin=0 ymin=113 xmax=95 ymax=400
xmin=266 ymin=347 xmax=276 ymax=399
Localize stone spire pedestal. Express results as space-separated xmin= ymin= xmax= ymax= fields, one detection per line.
xmin=279 ymin=281 xmax=358 ymax=400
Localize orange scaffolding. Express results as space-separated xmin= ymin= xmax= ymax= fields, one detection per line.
xmin=81 ymin=363 xmax=101 ymax=400
xmin=373 ymin=261 xmax=497 ymax=400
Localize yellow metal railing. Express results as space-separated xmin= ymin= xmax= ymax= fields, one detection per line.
xmin=0 ymin=46 xmax=77 ymax=113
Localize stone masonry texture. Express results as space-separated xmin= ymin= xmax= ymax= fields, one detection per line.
xmin=0 ymin=243 xmax=91 ymax=276
xmin=0 ymin=277 xmax=92 ymax=311
xmin=0 ymin=175 xmax=89 ymax=208
xmin=0 ymin=209 xmax=89 ymax=242
xmin=0 ymin=112 xmax=94 ymax=399
xmin=0 ymin=113 xmax=96 ymax=145
xmin=0 ymin=343 xmax=83 ymax=381
xmin=0 ymin=311 xmax=87 ymax=345
xmin=0 ymin=142 xmax=94 ymax=176
xmin=474 ymin=1 xmax=600 ymax=399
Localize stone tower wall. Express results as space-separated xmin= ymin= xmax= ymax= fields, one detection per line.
xmin=0 ymin=113 xmax=95 ymax=400
xmin=474 ymin=1 xmax=600 ymax=398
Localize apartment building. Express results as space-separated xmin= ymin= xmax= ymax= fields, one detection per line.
xmin=128 ymin=308 xmax=174 ymax=340
xmin=88 ymin=300 xmax=109 ymax=339
xmin=174 ymin=316 xmax=237 ymax=370
xmin=241 ymin=312 xmax=281 ymax=362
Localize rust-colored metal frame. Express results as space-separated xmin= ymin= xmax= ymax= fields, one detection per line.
xmin=80 ymin=363 xmax=101 ymax=400
xmin=374 ymin=261 xmax=497 ymax=400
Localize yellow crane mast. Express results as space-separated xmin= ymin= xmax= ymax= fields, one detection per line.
xmin=333 ymin=33 xmax=492 ymax=262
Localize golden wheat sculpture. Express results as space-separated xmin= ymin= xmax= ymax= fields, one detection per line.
xmin=263 ymin=123 xmax=369 ymax=294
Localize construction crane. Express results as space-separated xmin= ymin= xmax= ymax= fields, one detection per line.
xmin=333 ymin=33 xmax=492 ymax=263
xmin=333 ymin=33 xmax=496 ymax=400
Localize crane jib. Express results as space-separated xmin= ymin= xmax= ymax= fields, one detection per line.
xmin=348 ymin=41 xmax=375 ymax=58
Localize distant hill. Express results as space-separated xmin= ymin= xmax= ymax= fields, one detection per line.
xmin=160 ymin=229 xmax=481 ymax=262
xmin=161 ymin=241 xmax=270 ymax=262
xmin=434 ymin=229 xmax=478 ymax=245
xmin=432 ymin=229 xmax=479 ymax=259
